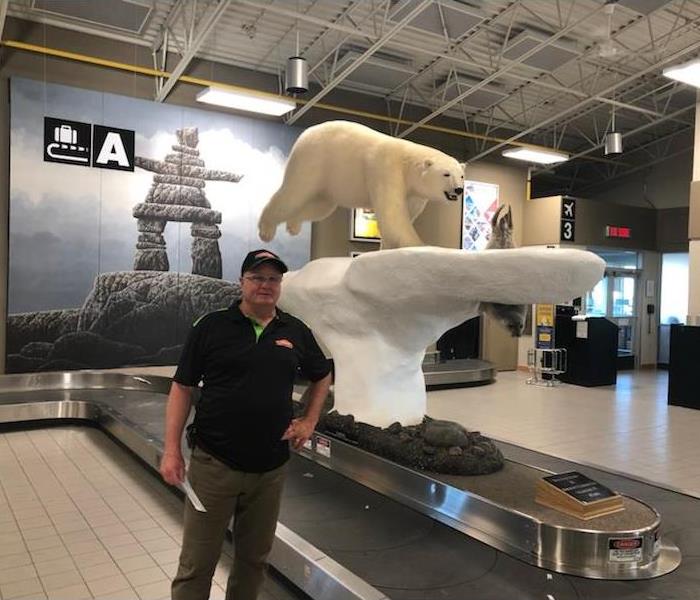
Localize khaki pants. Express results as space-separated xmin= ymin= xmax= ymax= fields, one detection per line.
xmin=172 ymin=446 xmax=286 ymax=600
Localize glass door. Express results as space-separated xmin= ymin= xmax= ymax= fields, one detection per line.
xmin=583 ymin=265 xmax=639 ymax=367
xmin=610 ymin=274 xmax=637 ymax=364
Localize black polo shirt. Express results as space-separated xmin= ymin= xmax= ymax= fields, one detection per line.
xmin=174 ymin=302 xmax=331 ymax=472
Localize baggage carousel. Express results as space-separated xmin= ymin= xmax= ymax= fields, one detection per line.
xmin=422 ymin=358 xmax=496 ymax=388
xmin=0 ymin=372 xmax=697 ymax=600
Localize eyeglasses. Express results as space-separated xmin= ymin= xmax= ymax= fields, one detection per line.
xmin=243 ymin=274 xmax=283 ymax=285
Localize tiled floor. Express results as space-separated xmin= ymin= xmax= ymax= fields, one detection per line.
xmin=427 ymin=369 xmax=700 ymax=497
xmin=0 ymin=427 xmax=239 ymax=600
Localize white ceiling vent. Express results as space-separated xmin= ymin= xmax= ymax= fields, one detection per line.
xmin=389 ymin=0 xmax=484 ymax=41
xmin=434 ymin=74 xmax=506 ymax=109
xmin=618 ymin=0 xmax=670 ymax=15
xmin=334 ymin=50 xmax=414 ymax=91
xmin=503 ymin=30 xmax=579 ymax=72
xmin=31 ymin=0 xmax=153 ymax=34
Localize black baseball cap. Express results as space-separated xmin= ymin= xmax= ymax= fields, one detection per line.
xmin=240 ymin=249 xmax=288 ymax=275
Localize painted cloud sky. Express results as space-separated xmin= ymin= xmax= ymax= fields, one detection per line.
xmin=9 ymin=78 xmax=308 ymax=313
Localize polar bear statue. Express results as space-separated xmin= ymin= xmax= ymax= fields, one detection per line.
xmin=258 ymin=121 xmax=464 ymax=249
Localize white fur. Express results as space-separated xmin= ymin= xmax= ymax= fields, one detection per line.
xmin=258 ymin=121 xmax=464 ymax=249
xmin=280 ymin=246 xmax=605 ymax=427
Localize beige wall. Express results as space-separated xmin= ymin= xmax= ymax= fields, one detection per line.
xmin=522 ymin=195 xmax=561 ymax=246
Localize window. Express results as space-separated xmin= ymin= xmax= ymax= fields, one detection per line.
xmin=612 ymin=275 xmax=636 ymax=317
xmin=585 ymin=277 xmax=608 ymax=317
xmin=660 ymin=253 xmax=688 ymax=325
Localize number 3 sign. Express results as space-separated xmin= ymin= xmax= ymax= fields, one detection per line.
xmin=560 ymin=197 xmax=576 ymax=242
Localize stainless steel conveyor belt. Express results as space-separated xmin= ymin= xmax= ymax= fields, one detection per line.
xmin=0 ymin=372 xmax=697 ymax=600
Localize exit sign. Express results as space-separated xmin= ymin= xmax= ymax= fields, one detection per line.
xmin=606 ymin=225 xmax=631 ymax=239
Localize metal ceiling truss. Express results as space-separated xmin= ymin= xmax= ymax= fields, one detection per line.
xmin=5 ymin=0 xmax=700 ymax=196
xmin=227 ymin=1 xmax=661 ymax=134
xmin=0 ymin=0 xmax=9 ymax=40
xmin=465 ymin=8 xmax=700 ymax=144
xmin=152 ymin=0 xmax=232 ymax=102
xmin=537 ymin=123 xmax=694 ymax=196
xmin=569 ymin=144 xmax=694 ymax=196
xmin=286 ymin=0 xmax=432 ymax=125
xmin=466 ymin=27 xmax=700 ymax=165
xmin=394 ymin=4 xmax=608 ymax=139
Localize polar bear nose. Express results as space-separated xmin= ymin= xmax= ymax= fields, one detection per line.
xmin=455 ymin=187 xmax=463 ymax=195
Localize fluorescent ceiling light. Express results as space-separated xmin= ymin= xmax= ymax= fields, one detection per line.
xmin=196 ymin=87 xmax=296 ymax=116
xmin=502 ymin=147 xmax=569 ymax=165
xmin=663 ymin=58 xmax=700 ymax=88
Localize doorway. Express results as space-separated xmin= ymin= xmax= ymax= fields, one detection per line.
xmin=583 ymin=251 xmax=640 ymax=369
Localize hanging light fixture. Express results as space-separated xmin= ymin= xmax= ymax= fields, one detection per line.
xmin=604 ymin=100 xmax=623 ymax=155
xmin=285 ymin=29 xmax=308 ymax=94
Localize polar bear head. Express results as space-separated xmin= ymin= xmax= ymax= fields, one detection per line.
xmin=410 ymin=153 xmax=465 ymax=203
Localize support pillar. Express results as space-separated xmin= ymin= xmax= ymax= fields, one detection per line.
xmin=688 ymin=92 xmax=700 ymax=323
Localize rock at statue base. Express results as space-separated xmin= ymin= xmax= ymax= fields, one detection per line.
xmin=6 ymin=271 xmax=241 ymax=373
xmin=317 ymin=412 xmax=503 ymax=475
xmin=134 ymin=249 xmax=169 ymax=272
xmin=191 ymin=237 xmax=222 ymax=279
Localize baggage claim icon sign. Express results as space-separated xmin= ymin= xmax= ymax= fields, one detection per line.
xmin=43 ymin=117 xmax=135 ymax=171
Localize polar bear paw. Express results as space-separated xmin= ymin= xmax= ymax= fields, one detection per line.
xmin=286 ymin=220 xmax=302 ymax=236
xmin=258 ymin=222 xmax=276 ymax=242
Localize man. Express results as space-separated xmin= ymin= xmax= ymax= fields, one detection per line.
xmin=160 ymin=249 xmax=332 ymax=600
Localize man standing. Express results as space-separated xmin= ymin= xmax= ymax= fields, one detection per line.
xmin=160 ymin=249 xmax=332 ymax=600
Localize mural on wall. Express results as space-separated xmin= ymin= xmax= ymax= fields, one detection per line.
xmin=7 ymin=77 xmax=309 ymax=373
xmin=461 ymin=181 xmax=499 ymax=251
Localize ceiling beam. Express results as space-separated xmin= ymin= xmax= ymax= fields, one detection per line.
xmin=155 ymin=0 xmax=232 ymax=102
xmin=235 ymin=0 xmax=365 ymax=37
xmin=0 ymin=0 xmax=9 ymax=40
xmin=383 ymin=1 xmax=517 ymax=99
xmin=150 ymin=0 xmax=187 ymax=53
xmin=396 ymin=4 xmax=606 ymax=139
xmin=227 ymin=2 xmax=692 ymax=131
xmin=532 ymin=104 xmax=695 ymax=174
xmin=466 ymin=34 xmax=700 ymax=164
xmin=286 ymin=0 xmax=432 ymax=126
xmin=571 ymin=145 xmax=694 ymax=195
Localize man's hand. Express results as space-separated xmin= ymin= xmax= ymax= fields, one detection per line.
xmin=160 ymin=450 xmax=185 ymax=485
xmin=282 ymin=417 xmax=317 ymax=450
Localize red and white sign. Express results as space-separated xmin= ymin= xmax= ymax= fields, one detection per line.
xmin=314 ymin=435 xmax=331 ymax=458
xmin=605 ymin=225 xmax=631 ymax=239
xmin=608 ymin=537 xmax=643 ymax=563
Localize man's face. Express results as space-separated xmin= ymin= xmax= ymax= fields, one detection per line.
xmin=240 ymin=263 xmax=283 ymax=308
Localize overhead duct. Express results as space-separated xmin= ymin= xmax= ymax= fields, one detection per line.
xmin=433 ymin=73 xmax=507 ymax=109
xmin=333 ymin=50 xmax=415 ymax=92
xmin=389 ymin=0 xmax=484 ymax=41
xmin=31 ymin=0 xmax=152 ymax=34
xmin=503 ymin=29 xmax=579 ymax=72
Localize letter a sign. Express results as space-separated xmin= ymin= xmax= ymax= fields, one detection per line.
xmin=43 ymin=118 xmax=135 ymax=171
xmin=93 ymin=125 xmax=135 ymax=171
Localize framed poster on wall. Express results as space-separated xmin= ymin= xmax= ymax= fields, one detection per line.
xmin=461 ymin=181 xmax=499 ymax=251
xmin=350 ymin=208 xmax=381 ymax=242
